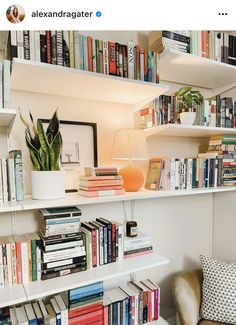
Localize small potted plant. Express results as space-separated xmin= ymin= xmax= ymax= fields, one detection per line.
xmin=176 ymin=86 xmax=204 ymax=125
xmin=20 ymin=109 xmax=65 ymax=200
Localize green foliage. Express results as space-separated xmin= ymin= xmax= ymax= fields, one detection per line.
xmin=20 ymin=109 xmax=63 ymax=171
xmin=177 ymin=86 xmax=204 ymax=112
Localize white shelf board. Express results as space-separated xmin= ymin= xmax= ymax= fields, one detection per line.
xmin=0 ymin=200 xmax=22 ymax=213
xmin=11 ymin=59 xmax=169 ymax=106
xmin=160 ymin=49 xmax=236 ymax=89
xmin=144 ymin=124 xmax=236 ymax=138
xmin=24 ymin=253 xmax=169 ymax=300
xmin=0 ymin=284 xmax=26 ymax=308
xmin=150 ymin=317 xmax=169 ymax=325
xmin=0 ymin=108 xmax=16 ymax=130
xmin=20 ymin=186 xmax=236 ymax=211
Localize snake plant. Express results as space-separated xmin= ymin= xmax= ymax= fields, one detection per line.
xmin=177 ymin=86 xmax=204 ymax=112
xmin=20 ymin=109 xmax=63 ymax=171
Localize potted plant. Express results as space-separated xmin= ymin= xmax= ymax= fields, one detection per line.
xmin=20 ymin=109 xmax=65 ymax=200
xmin=176 ymin=86 xmax=204 ymax=125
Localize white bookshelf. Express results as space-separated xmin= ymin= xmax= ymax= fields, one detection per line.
xmin=144 ymin=123 xmax=236 ymax=138
xmin=150 ymin=317 xmax=169 ymax=325
xmin=0 ymin=108 xmax=16 ymax=131
xmin=11 ymin=253 xmax=168 ymax=304
xmin=0 ymin=284 xmax=26 ymax=308
xmin=11 ymin=59 xmax=169 ymax=106
xmin=0 ymin=200 xmax=22 ymax=213
xmin=160 ymin=48 xmax=236 ymax=89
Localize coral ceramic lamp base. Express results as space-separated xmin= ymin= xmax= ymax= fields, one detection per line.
xmin=119 ymin=166 xmax=144 ymax=192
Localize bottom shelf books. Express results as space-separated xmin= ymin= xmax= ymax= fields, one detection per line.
xmin=0 ymin=279 xmax=161 ymax=325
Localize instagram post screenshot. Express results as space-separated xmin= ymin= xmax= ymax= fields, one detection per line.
xmin=0 ymin=0 xmax=235 ymax=324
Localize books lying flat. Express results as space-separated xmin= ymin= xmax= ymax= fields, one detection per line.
xmin=78 ymin=189 xmax=125 ymax=197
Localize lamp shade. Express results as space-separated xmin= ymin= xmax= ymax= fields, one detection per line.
xmin=111 ymin=129 xmax=148 ymax=160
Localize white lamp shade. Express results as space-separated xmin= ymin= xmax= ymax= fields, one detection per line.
xmin=111 ymin=129 xmax=148 ymax=160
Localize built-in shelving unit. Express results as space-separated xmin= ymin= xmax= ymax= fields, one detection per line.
xmin=0 ymin=108 xmax=16 ymax=131
xmin=144 ymin=124 xmax=236 ymax=138
xmin=0 ymin=253 xmax=169 ymax=308
xmin=11 ymin=58 xmax=169 ymax=106
xmin=160 ymin=49 xmax=236 ymax=89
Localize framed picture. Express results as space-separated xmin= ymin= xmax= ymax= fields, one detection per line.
xmin=40 ymin=119 xmax=98 ymax=192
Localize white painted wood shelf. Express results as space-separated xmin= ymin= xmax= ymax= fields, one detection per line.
xmin=160 ymin=49 xmax=236 ymax=89
xmin=1 ymin=187 xmax=236 ymax=214
xmin=144 ymin=124 xmax=236 ymax=138
xmin=11 ymin=59 xmax=169 ymax=106
xmin=23 ymin=253 xmax=169 ymax=301
xmin=0 ymin=284 xmax=26 ymax=308
xmin=0 ymin=108 xmax=16 ymax=130
xmin=150 ymin=317 xmax=169 ymax=325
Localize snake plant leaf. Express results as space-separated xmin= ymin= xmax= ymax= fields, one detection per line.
xmin=51 ymin=132 xmax=63 ymax=170
xmin=37 ymin=119 xmax=51 ymax=153
xmin=46 ymin=109 xmax=59 ymax=140
xmin=29 ymin=150 xmax=41 ymax=171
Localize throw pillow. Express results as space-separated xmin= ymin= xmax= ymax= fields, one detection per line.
xmin=200 ymin=254 xmax=236 ymax=324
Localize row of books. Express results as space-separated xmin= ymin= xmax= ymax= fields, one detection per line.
xmin=8 ymin=31 xmax=160 ymax=83
xmin=0 ymin=232 xmax=40 ymax=288
xmin=0 ymin=60 xmax=11 ymax=109
xmin=145 ymin=156 xmax=224 ymax=191
xmin=0 ymin=279 xmax=160 ymax=324
xmin=0 ymin=151 xmax=24 ymax=202
xmin=79 ymin=166 xmax=125 ymax=197
xmin=134 ymin=95 xmax=236 ymax=129
xmin=148 ymin=30 xmax=236 ymax=66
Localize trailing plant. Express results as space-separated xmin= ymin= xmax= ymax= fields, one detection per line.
xmin=176 ymin=86 xmax=204 ymax=112
xmin=20 ymin=109 xmax=63 ymax=171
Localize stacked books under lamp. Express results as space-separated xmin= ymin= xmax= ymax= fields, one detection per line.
xmin=111 ymin=129 xmax=148 ymax=191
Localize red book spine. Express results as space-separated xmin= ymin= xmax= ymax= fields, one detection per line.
xmin=92 ymin=229 xmax=97 ymax=267
xmin=201 ymin=31 xmax=207 ymax=57
xmin=108 ymin=42 xmax=116 ymax=75
xmin=46 ymin=31 xmax=51 ymax=64
xmin=69 ymin=309 xmax=103 ymax=325
xmin=144 ymin=49 xmax=148 ymax=81
xmin=135 ymin=46 xmax=140 ymax=80
xmin=112 ymin=223 xmax=116 ymax=262
xmin=147 ymin=291 xmax=152 ymax=322
xmin=68 ymin=304 xmax=103 ymax=318
xmin=87 ymin=36 xmax=93 ymax=71
xmin=15 ymin=242 xmax=22 ymax=284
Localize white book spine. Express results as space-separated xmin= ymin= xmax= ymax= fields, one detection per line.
xmin=0 ymin=244 xmax=4 ymax=288
xmin=36 ymin=246 xmax=41 ymax=281
xmin=134 ymin=294 xmax=139 ymax=325
xmin=6 ymin=243 xmax=12 ymax=286
xmin=3 ymin=60 xmax=11 ymax=108
xmin=128 ymin=40 xmax=134 ymax=79
xmin=0 ymin=61 xmax=3 ymax=109
xmin=8 ymin=159 xmax=16 ymax=201
xmin=98 ymin=227 xmax=103 ymax=266
xmin=170 ymin=158 xmax=176 ymax=191
xmin=45 ymin=240 xmax=83 ymax=252
xmin=74 ymin=31 xmax=80 ymax=69
xmin=29 ymin=31 xmax=36 ymax=61
xmin=21 ymin=241 xmax=29 ymax=284
xmin=34 ymin=31 xmax=41 ymax=62
xmin=103 ymin=41 xmax=109 ymax=75
xmin=175 ymin=159 xmax=179 ymax=190
xmin=16 ymin=31 xmax=24 ymax=59
xmin=1 ymin=159 xmax=8 ymax=202
xmin=92 ymin=38 xmax=97 ymax=72
xmin=43 ymin=251 xmax=85 ymax=263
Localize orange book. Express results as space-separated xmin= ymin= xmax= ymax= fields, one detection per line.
xmin=201 ymin=31 xmax=207 ymax=58
xmin=79 ymin=179 xmax=123 ymax=187
xmin=15 ymin=241 xmax=22 ymax=284
xmin=87 ymin=36 xmax=93 ymax=71
xmin=80 ymin=185 xmax=123 ymax=191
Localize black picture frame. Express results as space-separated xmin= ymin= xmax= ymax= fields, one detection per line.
xmin=40 ymin=119 xmax=98 ymax=192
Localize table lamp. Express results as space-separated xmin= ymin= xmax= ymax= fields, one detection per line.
xmin=111 ymin=129 xmax=148 ymax=192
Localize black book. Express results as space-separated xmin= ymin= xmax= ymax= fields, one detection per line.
xmin=41 ymin=255 xmax=86 ymax=271
xmin=216 ymin=95 xmax=221 ymax=128
xmin=228 ymin=34 xmax=234 ymax=65
xmin=162 ymin=30 xmax=190 ymax=44
xmin=51 ymin=31 xmax=57 ymax=65
xmin=40 ymin=31 xmax=47 ymax=63
xmin=23 ymin=31 xmax=30 ymax=60
xmin=192 ymin=158 xmax=197 ymax=189
xmin=209 ymin=158 xmax=215 ymax=188
xmin=9 ymin=31 xmax=18 ymax=59
xmin=122 ymin=45 xmax=128 ymax=78
xmin=115 ymin=43 xmax=120 ymax=76
xmin=96 ymin=218 xmax=112 ymax=263
xmin=233 ymin=36 xmax=236 ymax=66
xmin=41 ymin=265 xmax=86 ymax=280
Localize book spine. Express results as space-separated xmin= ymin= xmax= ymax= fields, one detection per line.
xmin=1 ymin=159 xmax=8 ymax=202
xmin=119 ymin=44 xmax=123 ymax=77
xmin=111 ymin=223 xmax=116 ymax=262
xmin=92 ymin=38 xmax=97 ymax=72
xmin=92 ymin=229 xmax=97 ymax=267
xmin=21 ymin=241 xmax=29 ymax=283
xmin=10 ymin=31 xmax=18 ymax=59
xmin=98 ymin=227 xmax=104 ymax=266
xmin=123 ymin=45 xmax=128 ymax=78
xmin=82 ymin=36 xmax=88 ymax=71
xmin=6 ymin=243 xmax=12 ymax=286
xmin=2 ymin=244 xmax=8 ymax=286
xmin=40 ymin=31 xmax=47 ymax=63
xmin=103 ymin=41 xmax=109 ymax=75
xmin=87 ymin=36 xmax=93 ymax=72
xmin=34 ymin=31 xmax=41 ymax=62
xmin=74 ymin=31 xmax=80 ymax=69
xmin=23 ymin=31 xmax=30 ymax=60
xmin=15 ymin=242 xmax=22 ymax=284
xmin=63 ymin=31 xmax=70 ymax=67
xmin=29 ymin=31 xmax=36 ymax=62
xmin=7 ymin=159 xmax=16 ymax=201
xmin=16 ymin=31 xmax=24 ymax=59
xmin=79 ymin=35 xmax=84 ymax=69
xmin=0 ymin=62 xmax=2 ymax=110
xmin=46 ymin=31 xmax=51 ymax=64
xmin=42 ymin=265 xmax=86 ymax=280
xmin=31 ymin=239 xmax=37 ymax=281
xmin=51 ymin=31 xmax=57 ymax=65
xmin=0 ymin=244 xmax=4 ymax=288
xmin=108 ymin=42 xmax=116 ymax=75
xmin=56 ymin=31 xmax=63 ymax=66
xmin=27 ymin=239 xmax=32 ymax=282
xmin=3 ymin=60 xmax=11 ymax=109
xmin=128 ymin=40 xmax=134 ymax=79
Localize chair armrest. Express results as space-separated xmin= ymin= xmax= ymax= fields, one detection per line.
xmin=172 ymin=269 xmax=202 ymax=325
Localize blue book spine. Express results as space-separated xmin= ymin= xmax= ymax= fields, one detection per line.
xmin=83 ymin=36 xmax=88 ymax=71
xmin=79 ymin=35 xmax=84 ymax=69
xmin=46 ymin=218 xmax=80 ymax=225
xmin=70 ymin=287 xmax=103 ymax=300
xmin=112 ymin=303 xmax=118 ymax=325
xmin=69 ymin=281 xmax=103 ymax=297
xmin=123 ymin=300 xmax=126 ymax=325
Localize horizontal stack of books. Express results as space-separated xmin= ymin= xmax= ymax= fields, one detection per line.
xmin=62 ymin=281 xmax=104 ymax=325
xmin=207 ymin=135 xmax=236 ymax=186
xmin=148 ymin=30 xmax=236 ymax=65
xmin=123 ymin=232 xmax=153 ymax=259
xmin=8 ymin=31 xmax=160 ymax=83
xmin=39 ymin=206 xmax=87 ymax=280
xmin=0 ymin=60 xmax=11 ymax=109
xmin=134 ymin=95 xmax=236 ymax=129
xmin=105 ymin=279 xmax=160 ymax=324
xmin=79 ymin=167 xmax=125 ymax=197
xmin=80 ymin=217 xmax=124 ymax=268
xmin=0 ymin=150 xmax=24 ymax=202
xmin=1 ymin=294 xmax=68 ymax=324
xmin=145 ymin=156 xmax=224 ymax=191
xmin=0 ymin=232 xmax=41 ymax=288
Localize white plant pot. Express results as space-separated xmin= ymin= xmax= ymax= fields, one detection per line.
xmin=180 ymin=112 xmax=196 ymax=125
xmin=31 ymin=171 xmax=65 ymax=200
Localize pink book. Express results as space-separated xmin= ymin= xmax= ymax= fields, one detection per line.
xmin=124 ymin=249 xmax=153 ymax=259
xmin=80 ymin=185 xmax=123 ymax=191
xmin=78 ymin=189 xmax=125 ymax=197
xmin=103 ymin=306 xmax=108 ymax=325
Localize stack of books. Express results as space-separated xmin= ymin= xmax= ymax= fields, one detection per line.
xmin=104 ymin=279 xmax=160 ymax=324
xmin=0 ymin=60 xmax=11 ymax=109
xmin=62 ymin=281 xmax=104 ymax=325
xmin=80 ymin=217 xmax=124 ymax=269
xmin=8 ymin=31 xmax=160 ymax=83
xmin=0 ymin=232 xmax=41 ymax=288
xmin=207 ymin=135 xmax=236 ymax=186
xmin=79 ymin=167 xmax=125 ymax=197
xmin=123 ymin=232 xmax=153 ymax=259
xmin=0 ymin=150 xmax=24 ymax=202
xmin=39 ymin=206 xmax=87 ymax=280
xmin=4 ymin=295 xmax=67 ymax=324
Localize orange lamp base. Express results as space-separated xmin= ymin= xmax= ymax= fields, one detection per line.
xmin=119 ymin=166 xmax=144 ymax=192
